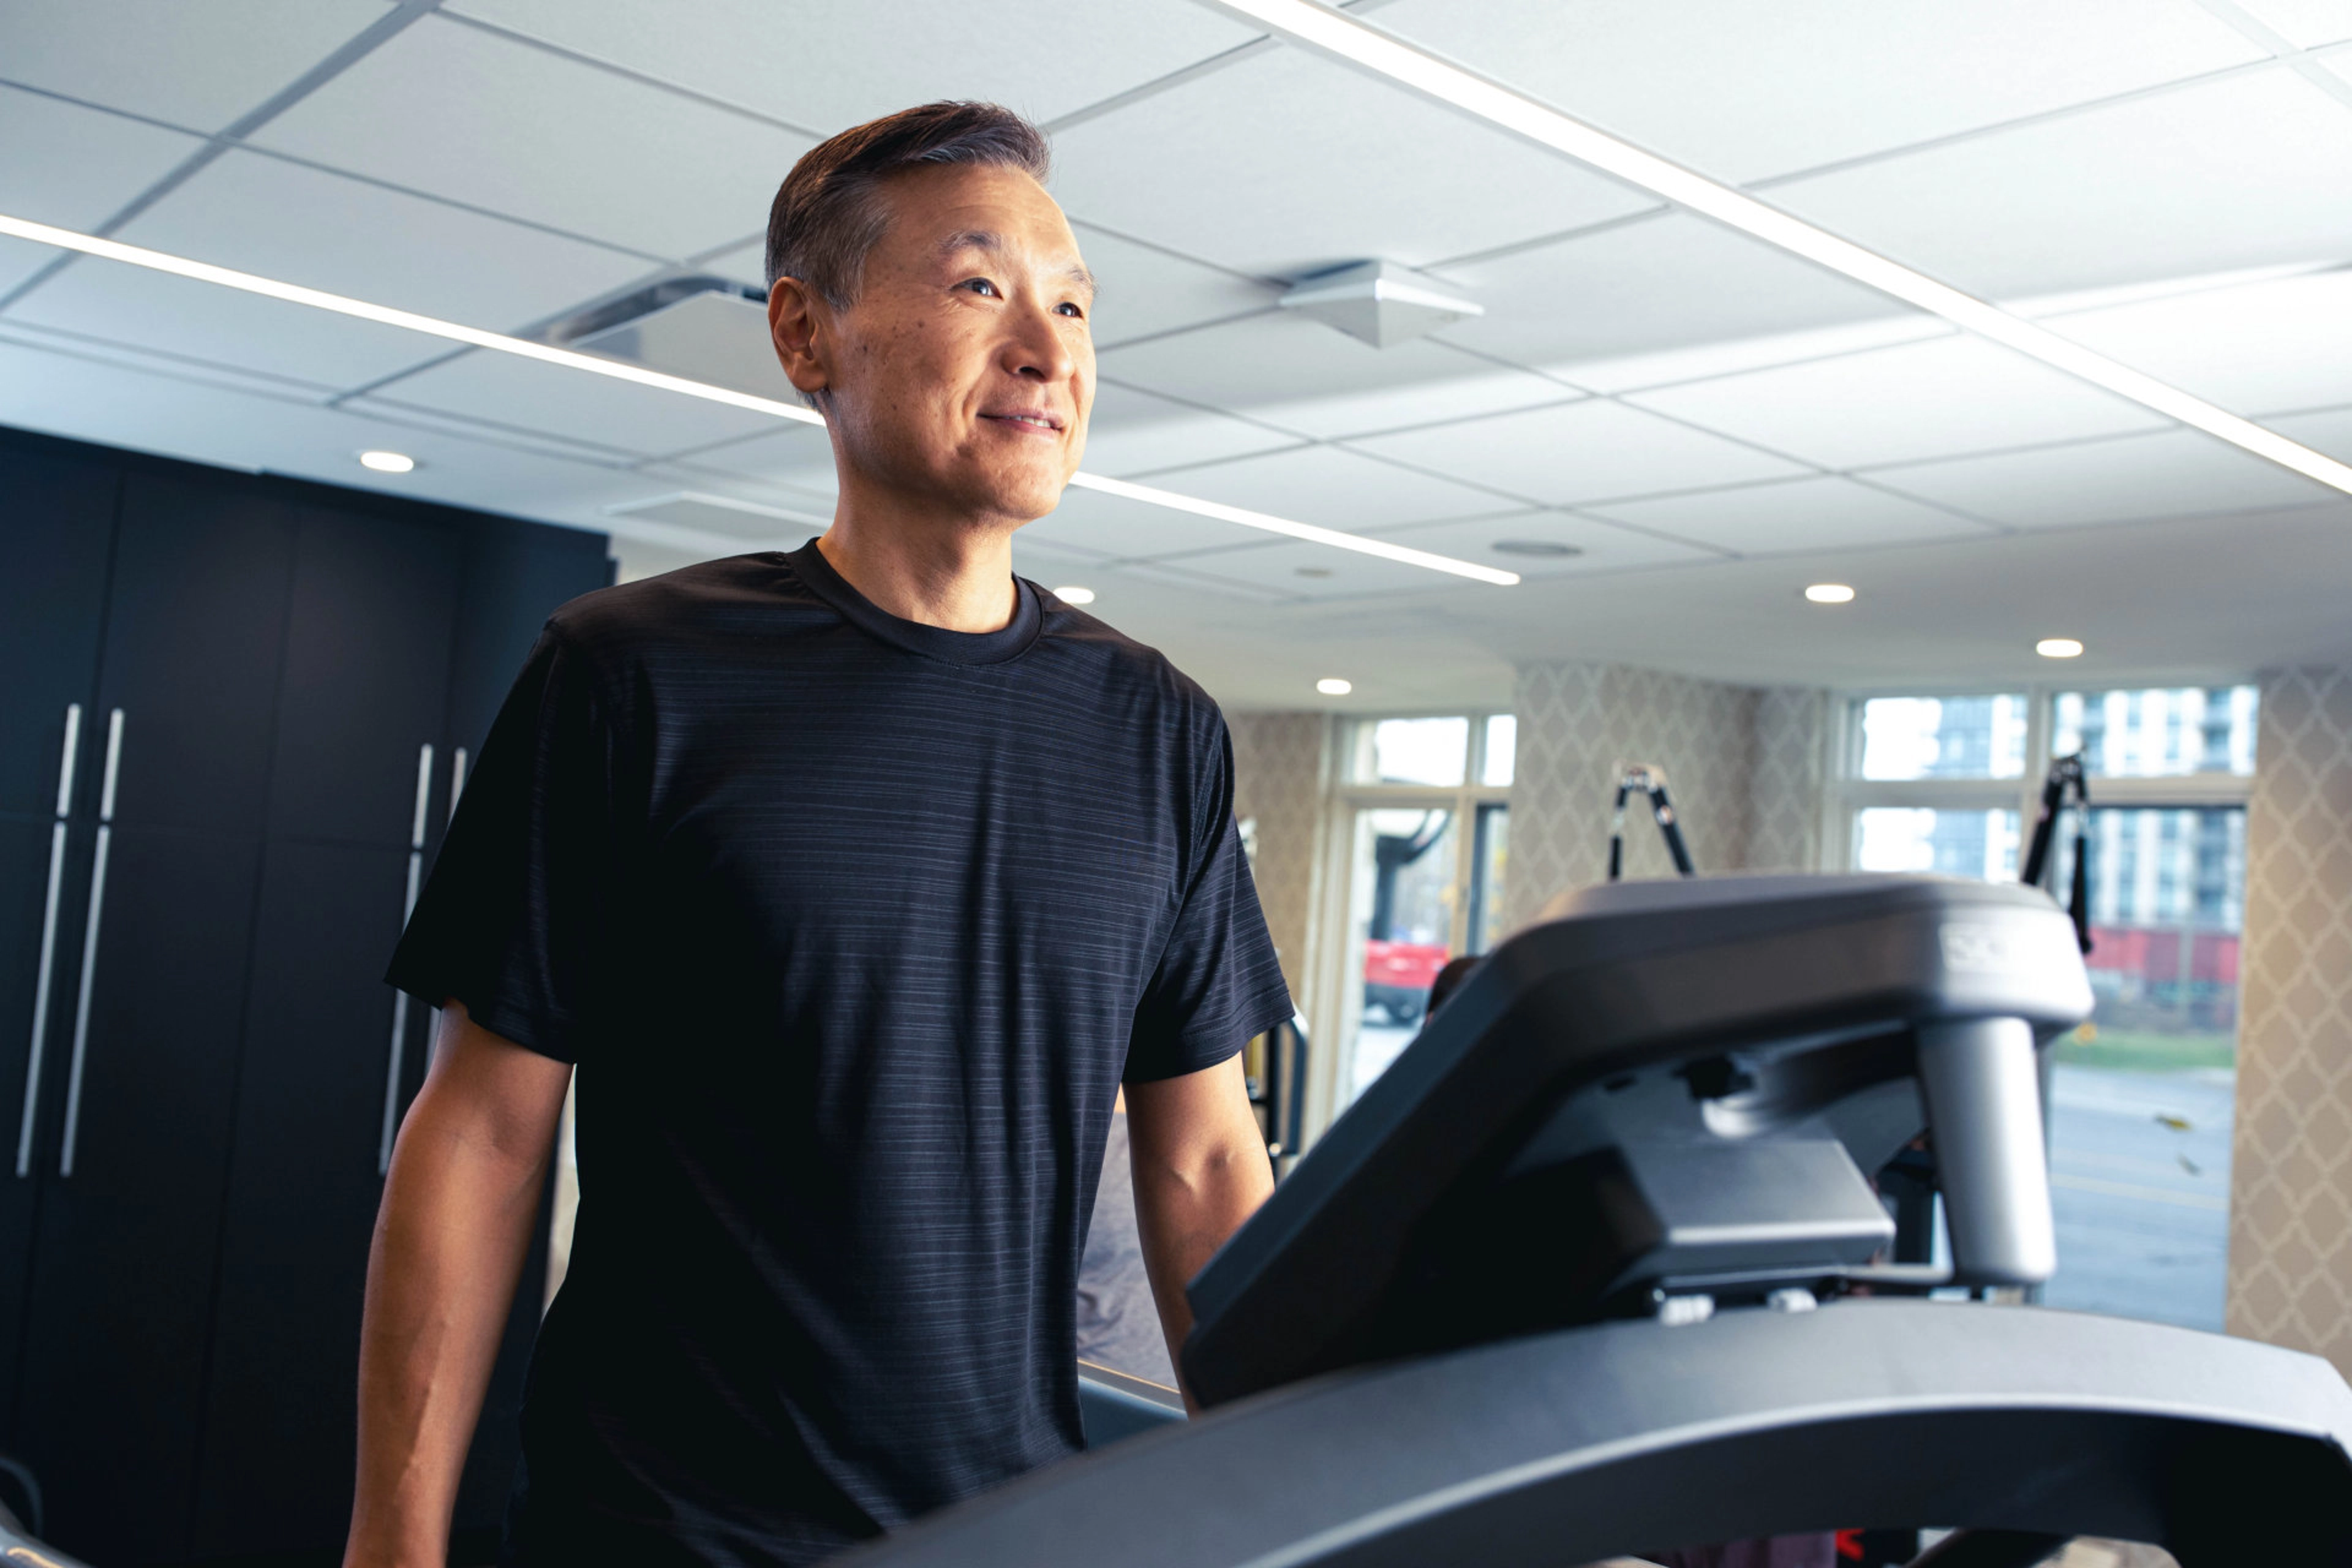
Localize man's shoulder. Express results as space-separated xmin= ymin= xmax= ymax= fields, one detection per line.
xmin=1035 ymin=589 xmax=1224 ymax=733
xmin=543 ymin=550 xmax=824 ymax=665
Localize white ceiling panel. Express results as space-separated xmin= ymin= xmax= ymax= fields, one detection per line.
xmin=1625 ymin=335 xmax=2166 ymax=469
xmin=1429 ymin=213 xmax=1897 ymax=369
xmin=0 ymin=0 xmax=390 ymax=132
xmin=445 ymin=0 xmax=1257 ymax=131
xmin=366 ymin=348 xmax=788 ymax=455
xmin=2040 ymin=267 xmax=2352 ymax=416
xmin=1099 ymin=312 xmax=1572 ymax=440
xmin=252 ymin=16 xmax=813 ymax=258
xmin=1774 ymin=68 xmax=2352 ymax=298
xmin=1864 ymin=428 xmax=2331 ymax=530
xmin=1050 ymin=45 xmax=1657 ymax=279
xmin=1145 ymin=537 xmax=1493 ymax=601
xmin=1017 ymin=479 xmax=1269 ymax=560
xmin=1093 ymin=557 xmax=1302 ymax=606
xmin=1143 ymin=443 xmax=1512 ymax=532
xmin=115 ymin=150 xmax=657 ymax=332
xmin=1585 ymin=475 xmax=1997 ymax=554
xmin=1548 ymin=315 xmax=1950 ymax=397
xmin=1072 ymin=223 xmax=1280 ymax=350
xmin=1385 ymin=0 xmax=2264 ymax=184
xmin=666 ymin=423 xmax=841 ymax=497
xmin=6 ymin=261 xmax=450 ymax=390
xmin=2237 ymin=0 xmax=2352 ymax=46
xmin=695 ymin=235 xmax=767 ymax=288
xmin=1080 ymin=381 xmax=1300 ymax=477
xmin=1365 ymin=510 xmax=1716 ymax=576
xmin=1351 ymin=399 xmax=1809 ymax=505
xmin=0 ymin=85 xmax=205 ymax=293
xmin=2265 ymin=402 xmax=2352 ymax=462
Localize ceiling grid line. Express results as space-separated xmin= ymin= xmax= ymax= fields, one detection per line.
xmin=2190 ymin=0 xmax=2352 ymax=111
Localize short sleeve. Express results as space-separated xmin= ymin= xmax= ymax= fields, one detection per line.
xmin=385 ymin=627 xmax=624 ymax=1064
xmin=1123 ymin=725 xmax=1294 ymax=1084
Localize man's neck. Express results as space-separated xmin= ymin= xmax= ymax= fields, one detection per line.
xmin=815 ymin=496 xmax=1020 ymax=635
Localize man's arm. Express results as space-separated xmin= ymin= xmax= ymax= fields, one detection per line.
xmin=1124 ymin=1052 xmax=1275 ymax=1412
xmin=344 ymin=1001 xmax=573 ymax=1568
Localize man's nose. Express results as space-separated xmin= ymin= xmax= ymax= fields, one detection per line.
xmin=1002 ymin=294 xmax=1077 ymax=385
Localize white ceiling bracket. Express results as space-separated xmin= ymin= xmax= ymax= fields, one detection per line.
xmin=1280 ymin=260 xmax=1483 ymax=348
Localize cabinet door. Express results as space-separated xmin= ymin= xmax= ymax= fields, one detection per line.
xmin=268 ymin=505 xmax=461 ymax=846
xmin=192 ymin=839 xmax=415 ymax=1553
xmin=13 ymin=827 xmax=266 ymax=1564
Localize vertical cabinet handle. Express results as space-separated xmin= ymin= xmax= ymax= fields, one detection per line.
xmin=59 ymin=708 xmax=123 ymax=1178
xmin=16 ymin=704 xmax=82 ymax=1178
xmin=380 ymin=743 xmax=434 ymax=1175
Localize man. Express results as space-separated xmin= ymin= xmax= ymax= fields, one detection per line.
xmin=344 ymin=102 xmax=1289 ymax=1567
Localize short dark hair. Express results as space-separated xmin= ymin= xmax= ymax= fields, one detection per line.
xmin=764 ymin=101 xmax=1052 ymax=309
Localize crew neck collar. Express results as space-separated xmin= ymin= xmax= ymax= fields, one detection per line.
xmin=783 ymin=538 xmax=1041 ymax=666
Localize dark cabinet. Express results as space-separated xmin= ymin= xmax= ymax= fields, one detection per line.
xmin=0 ymin=426 xmax=611 ymax=1563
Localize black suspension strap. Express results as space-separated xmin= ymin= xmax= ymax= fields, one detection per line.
xmin=2019 ymin=752 xmax=2094 ymax=955
xmin=1606 ymin=763 xmax=1696 ymax=881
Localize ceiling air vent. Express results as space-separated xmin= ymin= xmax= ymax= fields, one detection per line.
xmin=543 ymin=276 xmax=792 ymax=402
xmin=1280 ymin=260 xmax=1482 ymax=348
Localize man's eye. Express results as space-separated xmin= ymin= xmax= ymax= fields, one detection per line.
xmin=1056 ymin=302 xmax=1085 ymax=319
xmin=963 ymin=279 xmax=1000 ymax=298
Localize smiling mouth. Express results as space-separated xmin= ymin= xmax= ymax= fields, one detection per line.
xmin=982 ymin=412 xmax=1063 ymax=433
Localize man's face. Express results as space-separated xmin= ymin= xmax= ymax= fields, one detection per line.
xmin=799 ymin=163 xmax=1095 ymax=529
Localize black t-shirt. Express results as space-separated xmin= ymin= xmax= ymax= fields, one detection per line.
xmin=386 ymin=542 xmax=1291 ymax=1566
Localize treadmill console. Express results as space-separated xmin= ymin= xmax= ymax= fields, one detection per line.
xmin=1182 ymin=874 xmax=2093 ymax=1408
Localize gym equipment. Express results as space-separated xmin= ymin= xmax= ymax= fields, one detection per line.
xmin=845 ymin=875 xmax=2352 ymax=1565
xmin=2019 ymin=753 xmax=2093 ymax=954
xmin=1244 ymin=1012 xmax=1310 ymax=1177
xmin=1607 ymin=762 xmax=1695 ymax=880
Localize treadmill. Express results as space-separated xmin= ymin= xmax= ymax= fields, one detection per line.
xmin=851 ymin=874 xmax=2352 ymax=1566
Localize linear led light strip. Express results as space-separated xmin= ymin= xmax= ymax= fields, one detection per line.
xmin=0 ymin=212 xmax=1518 ymax=586
xmin=1203 ymin=0 xmax=2352 ymax=500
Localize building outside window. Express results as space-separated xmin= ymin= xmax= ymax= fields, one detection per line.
xmin=1836 ymin=687 xmax=2258 ymax=1330
xmin=1314 ymin=715 xmax=1513 ymax=1111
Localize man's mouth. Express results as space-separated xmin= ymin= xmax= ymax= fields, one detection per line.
xmin=981 ymin=411 xmax=1063 ymax=433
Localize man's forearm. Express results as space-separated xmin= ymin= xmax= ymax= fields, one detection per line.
xmin=345 ymin=1014 xmax=565 ymax=1567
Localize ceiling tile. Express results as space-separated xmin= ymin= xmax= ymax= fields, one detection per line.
xmin=1091 ymin=557 xmax=1301 ymax=606
xmin=1624 ymin=335 xmax=2167 ymax=469
xmin=2233 ymin=0 xmax=2352 ymax=46
xmin=2040 ymin=267 xmax=2352 ymax=416
xmin=6 ymin=262 xmax=449 ymax=390
xmin=365 ymin=347 xmax=788 ymax=455
xmin=0 ymin=85 xmax=205 ymax=293
xmin=444 ymin=0 xmax=1257 ymax=130
xmin=1430 ymin=213 xmax=1898 ymax=369
xmin=1140 ymin=444 xmax=1511 ymax=532
xmin=1774 ymin=68 xmax=2352 ymax=298
xmin=1549 ymin=315 xmax=1953 ymax=397
xmin=1140 ymin=537 xmax=1493 ymax=601
xmin=1050 ymin=45 xmax=1656 ymax=279
xmin=1073 ymin=223 xmax=1279 ymax=349
xmin=2265 ymin=402 xmax=2352 ymax=462
xmin=1018 ymin=478 xmax=1266 ymax=559
xmin=114 ymin=149 xmax=657 ymax=332
xmin=665 ymin=423 xmax=841 ymax=497
xmin=0 ymin=0 xmax=390 ymax=133
xmin=1585 ymin=475 xmax=1997 ymax=554
xmin=1865 ymin=428 xmax=2330 ymax=529
xmin=1351 ymin=399 xmax=1809 ymax=505
xmin=1386 ymin=0 xmax=2264 ymax=184
xmin=1363 ymin=510 xmax=1716 ymax=576
xmin=695 ymin=235 xmax=767 ymax=288
xmin=1080 ymin=381 xmax=1300 ymax=478
xmin=252 ymin=15 xmax=814 ymax=257
xmin=1099 ymin=312 xmax=1572 ymax=440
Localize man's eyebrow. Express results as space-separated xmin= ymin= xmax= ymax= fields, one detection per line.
xmin=938 ymin=229 xmax=1098 ymax=300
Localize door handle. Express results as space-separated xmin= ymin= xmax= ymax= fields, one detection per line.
xmin=59 ymin=707 xmax=123 ymax=1178
xmin=16 ymin=704 xmax=81 ymax=1178
xmin=380 ymin=743 xmax=433 ymax=1175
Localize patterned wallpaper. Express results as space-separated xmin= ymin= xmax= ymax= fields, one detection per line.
xmin=1506 ymin=663 xmax=1831 ymax=929
xmin=1228 ymin=711 xmax=1331 ymax=1007
xmin=2227 ymin=665 xmax=2352 ymax=1380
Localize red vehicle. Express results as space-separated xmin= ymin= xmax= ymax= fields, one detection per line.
xmin=1364 ymin=938 xmax=1450 ymax=1025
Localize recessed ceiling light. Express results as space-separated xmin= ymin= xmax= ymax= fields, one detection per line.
xmin=1490 ymin=538 xmax=1583 ymax=559
xmin=1316 ymin=677 xmax=1353 ymax=696
xmin=1052 ymin=585 xmax=1096 ymax=605
xmin=358 ymin=450 xmax=415 ymax=473
xmin=0 ymin=211 xmax=1523 ymax=589
xmin=2037 ymin=638 xmax=2085 ymax=659
xmin=1804 ymin=582 xmax=1856 ymax=604
xmin=1199 ymin=0 xmax=2352 ymax=503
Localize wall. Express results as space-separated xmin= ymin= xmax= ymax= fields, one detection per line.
xmin=1507 ymin=663 xmax=1831 ymax=927
xmin=2227 ymin=665 xmax=2352 ymax=1379
xmin=1228 ymin=711 xmax=1331 ymax=1007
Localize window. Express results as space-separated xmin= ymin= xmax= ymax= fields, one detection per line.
xmin=1321 ymin=715 xmax=1511 ymax=1106
xmin=1836 ymin=685 xmax=2256 ymax=1330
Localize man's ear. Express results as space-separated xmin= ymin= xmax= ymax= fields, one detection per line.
xmin=767 ymin=276 xmax=832 ymax=402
